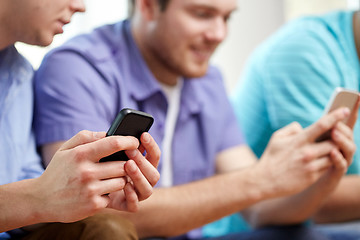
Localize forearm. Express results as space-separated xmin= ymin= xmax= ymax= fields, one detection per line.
xmin=245 ymin=169 xmax=343 ymax=227
xmin=0 ymin=179 xmax=44 ymax=232
xmin=111 ymin=168 xmax=274 ymax=238
xmin=314 ymin=175 xmax=360 ymax=223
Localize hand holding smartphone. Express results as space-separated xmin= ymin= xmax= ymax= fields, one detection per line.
xmin=316 ymin=87 xmax=359 ymax=142
xmin=100 ymin=108 xmax=154 ymax=162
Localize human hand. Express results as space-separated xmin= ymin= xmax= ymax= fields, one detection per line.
xmin=257 ymin=107 xmax=350 ymax=198
xmin=107 ymin=132 xmax=160 ymax=212
xmin=32 ymin=130 xmax=140 ymax=223
xmin=325 ymin=97 xmax=359 ymax=175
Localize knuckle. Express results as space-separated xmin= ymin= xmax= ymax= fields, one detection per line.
xmin=84 ymin=184 xmax=98 ymax=197
xmin=77 ymin=130 xmax=91 ymax=140
xmin=109 ymin=138 xmax=123 ymax=151
xmin=88 ymin=197 xmax=104 ymax=212
xmin=272 ymin=130 xmax=281 ymax=138
xmin=291 ymin=122 xmax=302 ymax=131
xmin=80 ymin=168 xmax=95 ymax=183
xmin=301 ymin=149 xmax=315 ymax=163
xmin=152 ymin=149 xmax=161 ymax=162
xmin=316 ymin=121 xmax=328 ymax=133
xmin=128 ymin=203 xmax=139 ymax=213
xmin=150 ymin=171 xmax=160 ymax=186
xmin=118 ymin=177 xmax=127 ymax=189
xmin=131 ymin=170 xmax=143 ymax=182
xmin=304 ymin=163 xmax=316 ymax=173
xmin=350 ymin=144 xmax=357 ymax=154
xmin=72 ymin=148 xmax=88 ymax=162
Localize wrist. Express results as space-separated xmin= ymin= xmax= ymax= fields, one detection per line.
xmin=23 ymin=177 xmax=48 ymax=224
xmin=250 ymin=162 xmax=279 ymax=201
xmin=0 ymin=178 xmax=46 ymax=231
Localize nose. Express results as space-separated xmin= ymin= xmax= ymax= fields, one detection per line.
xmin=70 ymin=0 xmax=86 ymax=13
xmin=205 ymin=18 xmax=227 ymax=43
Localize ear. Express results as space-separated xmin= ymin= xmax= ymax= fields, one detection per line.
xmin=137 ymin=0 xmax=160 ymax=21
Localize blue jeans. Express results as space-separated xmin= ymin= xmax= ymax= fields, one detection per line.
xmin=147 ymin=222 xmax=360 ymax=240
xmin=205 ymin=224 xmax=360 ymax=240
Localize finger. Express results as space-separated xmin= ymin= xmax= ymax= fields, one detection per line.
xmin=273 ymin=122 xmax=302 ymax=137
xmin=140 ymin=132 xmax=161 ymax=168
xmin=126 ymin=150 xmax=160 ymax=187
xmin=125 ymin=159 xmax=155 ymax=200
xmin=60 ymin=130 xmax=106 ymax=150
xmin=124 ymin=183 xmax=139 ymax=212
xmin=334 ymin=122 xmax=353 ymax=141
xmin=138 ymin=143 xmax=146 ymax=155
xmin=330 ymin=148 xmax=349 ymax=171
xmin=99 ymin=195 xmax=111 ymax=209
xmin=303 ymin=107 xmax=350 ymax=143
xmin=347 ymin=96 xmax=360 ymax=129
xmin=307 ymin=140 xmax=337 ymax=159
xmin=75 ymin=135 xmax=139 ymax=163
xmin=331 ymin=129 xmax=356 ymax=164
xmin=95 ymin=161 xmax=127 ymax=180
xmin=99 ymin=177 xmax=127 ymax=195
xmin=306 ymin=156 xmax=332 ymax=172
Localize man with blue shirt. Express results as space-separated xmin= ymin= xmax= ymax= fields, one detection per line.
xmin=34 ymin=0 xmax=358 ymax=239
xmin=0 ymin=0 xmax=161 ymax=239
xmin=232 ymin=9 xmax=360 ymax=235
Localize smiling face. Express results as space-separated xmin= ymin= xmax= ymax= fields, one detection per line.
xmin=136 ymin=0 xmax=237 ymax=83
xmin=2 ymin=0 xmax=85 ymax=47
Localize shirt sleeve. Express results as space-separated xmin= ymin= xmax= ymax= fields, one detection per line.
xmin=34 ymin=49 xmax=117 ymax=146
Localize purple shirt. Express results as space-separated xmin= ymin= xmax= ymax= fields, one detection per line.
xmin=34 ymin=20 xmax=244 ymax=239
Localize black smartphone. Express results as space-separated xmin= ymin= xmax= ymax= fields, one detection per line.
xmin=99 ymin=108 xmax=154 ymax=162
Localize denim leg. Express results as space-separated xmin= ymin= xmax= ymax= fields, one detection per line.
xmin=201 ymin=225 xmax=331 ymax=240
xmin=315 ymin=222 xmax=360 ymax=240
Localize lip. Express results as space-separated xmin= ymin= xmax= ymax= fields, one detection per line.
xmin=55 ymin=19 xmax=69 ymax=34
xmin=191 ymin=47 xmax=214 ymax=62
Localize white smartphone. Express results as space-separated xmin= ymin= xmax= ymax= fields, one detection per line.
xmin=316 ymin=87 xmax=359 ymax=142
xmin=323 ymin=87 xmax=359 ymax=124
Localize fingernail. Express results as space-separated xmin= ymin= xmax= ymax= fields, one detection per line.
xmin=343 ymin=108 xmax=350 ymax=116
xmin=127 ymin=149 xmax=137 ymax=158
xmin=142 ymin=132 xmax=150 ymax=143
xmin=127 ymin=160 xmax=137 ymax=173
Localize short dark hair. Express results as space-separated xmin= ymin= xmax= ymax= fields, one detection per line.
xmin=128 ymin=0 xmax=170 ymax=17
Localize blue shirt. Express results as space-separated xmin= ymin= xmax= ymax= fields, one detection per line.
xmin=0 ymin=46 xmax=44 ymax=237
xmin=34 ymin=20 xmax=244 ymax=239
xmin=210 ymin=10 xmax=360 ymax=237
xmin=0 ymin=46 xmax=43 ymax=184
xmin=232 ymin=10 xmax=360 ymax=169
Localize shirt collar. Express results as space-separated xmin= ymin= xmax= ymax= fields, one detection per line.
xmin=123 ymin=20 xmax=203 ymax=115
xmin=123 ymin=20 xmax=162 ymax=102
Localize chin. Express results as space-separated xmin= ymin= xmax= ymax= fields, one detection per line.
xmin=183 ymin=64 xmax=209 ymax=78
xmin=38 ymin=37 xmax=54 ymax=47
xmin=34 ymin=32 xmax=56 ymax=47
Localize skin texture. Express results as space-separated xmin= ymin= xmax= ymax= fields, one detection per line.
xmin=0 ymin=131 xmax=160 ymax=232
xmin=41 ymin=0 xmax=359 ymax=238
xmin=0 ymin=0 xmax=85 ymax=48
xmin=0 ymin=0 xmax=161 ymax=232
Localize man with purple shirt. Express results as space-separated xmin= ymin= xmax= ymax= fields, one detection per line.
xmin=34 ymin=0 xmax=358 ymax=239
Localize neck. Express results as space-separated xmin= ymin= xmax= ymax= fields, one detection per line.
xmin=131 ymin=20 xmax=179 ymax=86
xmin=353 ymin=11 xmax=360 ymax=61
xmin=0 ymin=5 xmax=15 ymax=51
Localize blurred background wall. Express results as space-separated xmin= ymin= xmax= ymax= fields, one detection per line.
xmin=17 ymin=0 xmax=360 ymax=93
